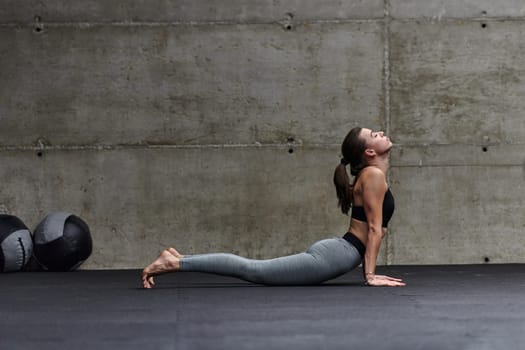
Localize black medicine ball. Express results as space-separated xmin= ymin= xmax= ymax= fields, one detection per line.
xmin=0 ymin=214 xmax=33 ymax=272
xmin=33 ymin=212 xmax=92 ymax=271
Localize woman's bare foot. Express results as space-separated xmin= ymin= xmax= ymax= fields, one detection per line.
xmin=141 ymin=249 xmax=180 ymax=289
xmin=167 ymin=247 xmax=184 ymax=258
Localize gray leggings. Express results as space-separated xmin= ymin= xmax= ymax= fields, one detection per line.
xmin=179 ymin=237 xmax=362 ymax=285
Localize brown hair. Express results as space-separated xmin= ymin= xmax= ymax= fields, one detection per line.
xmin=333 ymin=127 xmax=368 ymax=215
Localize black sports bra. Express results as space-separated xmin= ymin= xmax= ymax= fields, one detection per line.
xmin=351 ymin=188 xmax=395 ymax=228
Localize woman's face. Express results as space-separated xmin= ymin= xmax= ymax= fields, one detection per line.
xmin=360 ymin=128 xmax=392 ymax=156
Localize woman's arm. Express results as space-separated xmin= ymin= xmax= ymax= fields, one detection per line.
xmin=361 ymin=168 xmax=405 ymax=287
xmin=361 ymin=168 xmax=386 ymax=282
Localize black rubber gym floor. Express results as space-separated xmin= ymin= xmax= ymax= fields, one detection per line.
xmin=1 ymin=264 xmax=525 ymax=350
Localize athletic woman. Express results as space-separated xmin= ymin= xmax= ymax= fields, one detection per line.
xmin=142 ymin=127 xmax=405 ymax=287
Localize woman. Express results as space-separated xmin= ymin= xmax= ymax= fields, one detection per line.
xmin=141 ymin=127 xmax=405 ymax=288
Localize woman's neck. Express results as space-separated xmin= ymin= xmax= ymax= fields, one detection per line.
xmin=367 ymin=156 xmax=389 ymax=174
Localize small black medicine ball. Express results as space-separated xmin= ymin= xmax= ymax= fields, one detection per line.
xmin=33 ymin=212 xmax=92 ymax=271
xmin=0 ymin=214 xmax=34 ymax=272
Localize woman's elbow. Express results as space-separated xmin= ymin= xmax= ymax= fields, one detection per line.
xmin=367 ymin=225 xmax=383 ymax=239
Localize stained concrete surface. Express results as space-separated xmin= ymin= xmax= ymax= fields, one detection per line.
xmin=1 ymin=1 xmax=524 ymax=268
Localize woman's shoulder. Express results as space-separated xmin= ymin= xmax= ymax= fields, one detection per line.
xmin=360 ymin=166 xmax=386 ymax=180
xmin=359 ymin=167 xmax=387 ymax=190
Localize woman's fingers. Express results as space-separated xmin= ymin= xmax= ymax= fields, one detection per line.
xmin=385 ymin=276 xmax=403 ymax=282
xmin=382 ymin=280 xmax=405 ymax=287
xmin=391 ymin=280 xmax=406 ymax=286
xmin=367 ymin=278 xmax=406 ymax=287
xmin=375 ymin=274 xmax=404 ymax=282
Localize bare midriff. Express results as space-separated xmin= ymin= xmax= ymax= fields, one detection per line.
xmin=348 ymin=218 xmax=388 ymax=248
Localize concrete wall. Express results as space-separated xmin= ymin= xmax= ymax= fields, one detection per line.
xmin=0 ymin=1 xmax=524 ymax=268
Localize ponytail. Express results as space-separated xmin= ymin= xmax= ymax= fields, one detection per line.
xmin=334 ymin=127 xmax=368 ymax=215
xmin=333 ymin=162 xmax=354 ymax=215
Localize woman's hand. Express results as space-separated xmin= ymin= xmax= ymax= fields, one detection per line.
xmin=374 ymin=274 xmax=404 ymax=282
xmin=366 ymin=274 xmax=406 ymax=287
